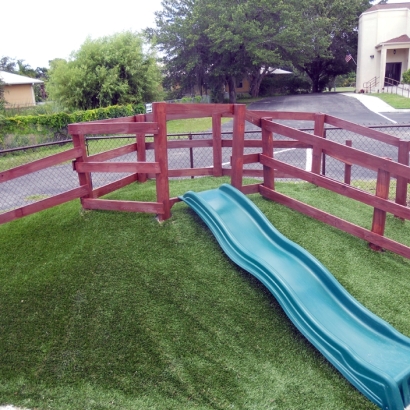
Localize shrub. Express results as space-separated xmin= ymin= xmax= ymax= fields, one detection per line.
xmin=0 ymin=103 xmax=145 ymax=149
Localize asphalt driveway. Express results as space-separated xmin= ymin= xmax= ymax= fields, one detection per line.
xmin=246 ymin=92 xmax=410 ymax=127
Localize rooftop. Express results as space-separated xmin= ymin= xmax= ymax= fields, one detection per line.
xmin=0 ymin=71 xmax=43 ymax=85
xmin=365 ymin=2 xmax=410 ymax=13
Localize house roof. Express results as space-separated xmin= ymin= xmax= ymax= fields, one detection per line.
xmin=0 ymin=71 xmax=43 ymax=85
xmin=383 ymin=34 xmax=410 ymax=43
xmin=376 ymin=34 xmax=410 ymax=48
xmin=365 ymin=3 xmax=410 ymax=13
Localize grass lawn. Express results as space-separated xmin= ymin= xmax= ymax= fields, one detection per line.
xmin=1 ymin=178 xmax=410 ymax=410
xmin=369 ymin=92 xmax=410 ymax=109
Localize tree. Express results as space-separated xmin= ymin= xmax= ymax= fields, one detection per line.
xmin=0 ymin=56 xmax=17 ymax=73
xmin=275 ymin=0 xmax=370 ymax=92
xmin=0 ymin=78 xmax=5 ymax=112
xmin=153 ymin=0 xmax=370 ymax=98
xmin=152 ymin=0 xmax=285 ymax=102
xmin=46 ymin=32 xmax=163 ymax=110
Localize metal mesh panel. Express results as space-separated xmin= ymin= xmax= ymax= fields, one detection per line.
xmin=0 ymin=141 xmax=77 ymax=213
xmin=2 ymin=124 xmax=410 ymax=213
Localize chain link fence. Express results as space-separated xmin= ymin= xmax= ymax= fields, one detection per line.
xmin=1 ymin=125 xmax=410 ymax=213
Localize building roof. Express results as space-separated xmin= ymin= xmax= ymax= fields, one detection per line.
xmin=0 ymin=71 xmax=43 ymax=85
xmin=383 ymin=34 xmax=410 ymax=43
xmin=365 ymin=2 xmax=410 ymax=13
xmin=376 ymin=34 xmax=410 ymax=48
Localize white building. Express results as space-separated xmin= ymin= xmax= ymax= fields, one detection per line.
xmin=356 ymin=2 xmax=410 ymax=92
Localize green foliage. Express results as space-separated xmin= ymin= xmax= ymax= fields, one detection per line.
xmin=0 ymin=104 xmax=145 ymax=148
xmin=402 ymin=68 xmax=410 ymax=85
xmin=153 ymin=0 xmax=371 ymax=98
xmin=46 ymin=32 xmax=163 ymax=111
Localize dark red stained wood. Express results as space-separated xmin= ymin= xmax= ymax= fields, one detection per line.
xmin=165 ymin=103 xmax=234 ymax=120
xmin=325 ymin=115 xmax=400 ymax=147
xmin=262 ymin=120 xmax=410 ymax=179
xmin=212 ymin=114 xmax=223 ymax=177
xmin=167 ymin=139 xmax=214 ymax=149
xmin=241 ymin=184 xmax=261 ymax=194
xmin=259 ymin=186 xmax=410 ymax=260
xmin=86 ymin=143 xmax=138 ymax=163
xmin=395 ymin=139 xmax=410 ymax=210
xmin=92 ymin=174 xmax=139 ymax=198
xmin=0 ymin=186 xmax=88 ymax=225
xmin=168 ymin=168 xmax=214 ymax=177
xmin=344 ymin=140 xmax=352 ymax=185
xmin=312 ymin=113 xmax=325 ymax=174
xmin=169 ymin=197 xmax=182 ymax=208
xmin=136 ymin=114 xmax=148 ymax=183
xmin=82 ymin=115 xmax=136 ymax=124
xmin=72 ymin=133 xmax=93 ymax=199
xmin=153 ymin=102 xmax=171 ymax=221
xmin=370 ymin=168 xmax=390 ymax=251
xmin=0 ymin=147 xmax=81 ymax=183
xmin=75 ymin=162 xmax=160 ymax=174
xmin=68 ymin=122 xmax=158 ymax=135
xmin=222 ymin=140 xmax=310 ymax=149
xmin=231 ymin=104 xmax=246 ymax=190
xmin=243 ymin=153 xmax=260 ymax=164
xmin=82 ymin=198 xmax=164 ymax=214
xmin=262 ymin=121 xmax=274 ymax=190
xmin=260 ymin=155 xmax=410 ymax=220
xmin=246 ymin=110 xmax=315 ymax=127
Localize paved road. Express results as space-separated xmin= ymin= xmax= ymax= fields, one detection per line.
xmin=2 ymin=93 xmax=409 ymax=212
xmin=246 ymin=92 xmax=410 ymax=127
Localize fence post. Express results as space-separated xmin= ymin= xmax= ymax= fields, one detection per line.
xmin=262 ymin=119 xmax=274 ymax=190
xmin=312 ymin=113 xmax=325 ymax=174
xmin=321 ymin=129 xmax=327 ymax=176
xmin=344 ymin=140 xmax=352 ymax=185
xmin=231 ymin=104 xmax=246 ymax=191
xmin=136 ymin=114 xmax=147 ymax=183
xmin=369 ymin=166 xmax=390 ymax=251
xmin=188 ymin=133 xmax=194 ymax=179
xmin=72 ymin=133 xmax=93 ymax=203
xmin=395 ymin=139 xmax=409 ymax=216
xmin=152 ymin=102 xmax=171 ymax=221
xmin=212 ymin=114 xmax=223 ymax=177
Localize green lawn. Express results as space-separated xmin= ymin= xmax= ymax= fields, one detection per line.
xmin=1 ymin=178 xmax=409 ymax=410
xmin=369 ymin=92 xmax=410 ymax=109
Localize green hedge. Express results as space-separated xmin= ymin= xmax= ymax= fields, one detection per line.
xmin=0 ymin=103 xmax=145 ymax=149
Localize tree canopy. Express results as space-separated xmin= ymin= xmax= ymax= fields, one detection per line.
xmin=46 ymin=32 xmax=163 ymax=111
xmin=152 ymin=0 xmax=370 ymax=99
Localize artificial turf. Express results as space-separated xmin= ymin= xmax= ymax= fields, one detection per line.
xmin=1 ymin=178 xmax=409 ymax=410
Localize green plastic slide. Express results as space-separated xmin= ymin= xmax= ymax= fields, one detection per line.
xmin=180 ymin=184 xmax=410 ymax=410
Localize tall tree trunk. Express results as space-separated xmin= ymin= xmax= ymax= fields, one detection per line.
xmin=227 ymin=76 xmax=237 ymax=103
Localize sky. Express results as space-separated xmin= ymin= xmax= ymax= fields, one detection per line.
xmin=2 ymin=0 xmax=409 ymax=70
xmin=1 ymin=0 xmax=164 ymax=69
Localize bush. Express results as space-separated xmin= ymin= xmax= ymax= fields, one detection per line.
xmin=402 ymin=69 xmax=410 ymax=85
xmin=0 ymin=103 xmax=145 ymax=149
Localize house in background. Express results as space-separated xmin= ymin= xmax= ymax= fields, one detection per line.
xmin=0 ymin=71 xmax=43 ymax=108
xmin=356 ymin=2 xmax=410 ymax=92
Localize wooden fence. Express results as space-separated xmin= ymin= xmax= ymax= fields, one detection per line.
xmin=1 ymin=102 xmax=410 ymax=258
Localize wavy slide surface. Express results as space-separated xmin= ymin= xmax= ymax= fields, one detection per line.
xmin=180 ymin=184 xmax=410 ymax=410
